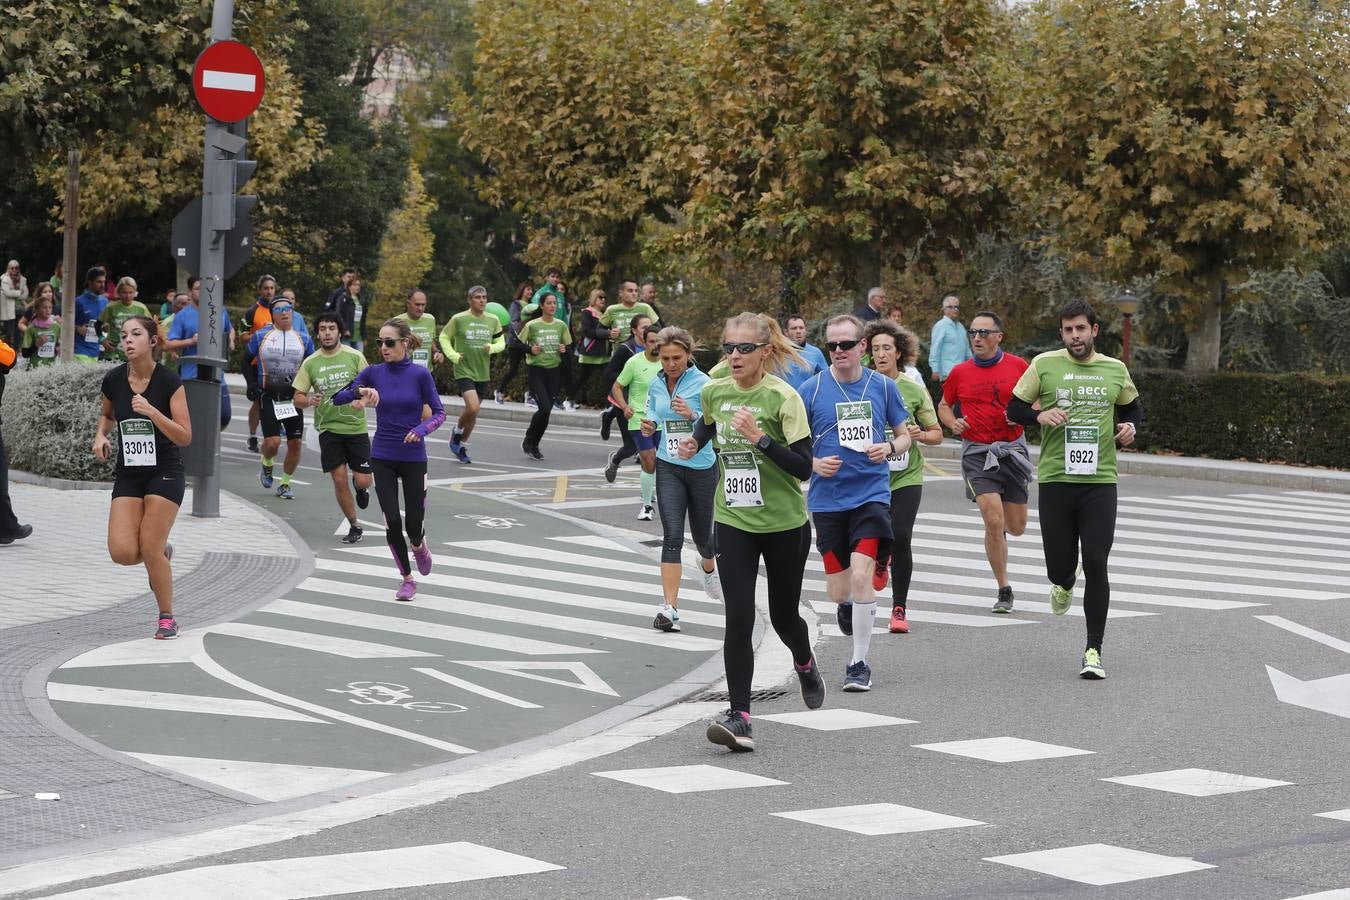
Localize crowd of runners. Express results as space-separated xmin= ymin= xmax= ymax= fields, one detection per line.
xmin=46 ymin=267 xmax=1139 ymax=753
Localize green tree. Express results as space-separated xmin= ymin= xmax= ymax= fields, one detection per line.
xmin=457 ymin=0 xmax=702 ymax=286
xmin=369 ymin=162 xmax=436 ymax=321
xmin=994 ymin=0 xmax=1350 ymax=372
xmin=672 ymin=0 xmax=1005 ymax=309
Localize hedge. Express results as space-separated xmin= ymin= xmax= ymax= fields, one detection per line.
xmin=2 ymin=361 xmax=118 ymax=482
xmin=1131 ymin=369 xmax=1349 ymax=469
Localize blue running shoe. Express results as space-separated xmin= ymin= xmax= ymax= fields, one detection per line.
xmin=275 ymin=483 xmax=294 ymax=500
xmin=842 ymin=660 xmax=872 ymax=692
xmin=836 ymin=601 xmax=853 ymax=636
xmin=259 ymin=463 xmax=274 ymax=490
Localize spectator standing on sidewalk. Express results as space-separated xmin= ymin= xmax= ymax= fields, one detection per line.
xmin=573 ymin=288 xmax=611 ymax=407
xmin=1 ymin=260 xmax=28 ymax=347
xmin=928 ymin=293 xmax=972 ymax=384
xmin=497 ymin=281 xmax=534 ymax=403
xmin=854 ymin=286 xmax=887 ymax=323
xmin=0 ymin=331 xmax=32 ymax=544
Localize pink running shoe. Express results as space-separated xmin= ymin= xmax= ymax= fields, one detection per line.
xmin=412 ymin=542 xmax=433 ymax=576
xmin=395 ymin=578 xmax=417 ymax=601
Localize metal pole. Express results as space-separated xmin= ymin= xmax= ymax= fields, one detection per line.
xmin=190 ymin=0 xmax=237 ymax=518
xmin=1122 ymin=313 xmax=1133 ymax=367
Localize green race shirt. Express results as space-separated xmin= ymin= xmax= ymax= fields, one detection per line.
xmin=439 ymin=310 xmax=502 ymax=382
xmin=616 ymin=351 xmax=662 ymax=425
xmin=394 ymin=313 xmax=438 ymax=370
xmin=519 ymin=318 xmax=571 ymax=369
xmin=599 ymin=302 xmax=658 ymax=354
xmin=889 ymin=374 xmax=939 ymax=491
xmin=701 ymin=373 xmax=811 ymax=533
xmin=21 ymin=320 xmax=61 ymax=367
xmin=1012 ymin=348 xmax=1139 ymax=484
xmin=98 ymin=301 xmax=152 ymax=360
xmin=292 ymin=345 xmax=369 ymax=435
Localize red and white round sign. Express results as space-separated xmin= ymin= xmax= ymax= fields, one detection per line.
xmin=192 ymin=40 xmax=266 ymax=123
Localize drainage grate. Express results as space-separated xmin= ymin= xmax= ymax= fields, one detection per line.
xmin=689 ymin=689 xmax=792 ymax=704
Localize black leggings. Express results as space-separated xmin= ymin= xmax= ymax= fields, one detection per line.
xmin=572 ymin=361 xmax=606 ymax=406
xmin=371 ymin=458 xmax=428 ymax=577
xmin=500 ymin=344 xmax=527 ymax=394
xmin=888 ymin=484 xmax=922 ymax=607
xmin=655 ymin=459 xmax=717 ymax=563
xmin=716 ymin=521 xmax=813 ymax=715
xmin=525 ymin=365 xmax=561 ymax=445
xmin=1038 ymin=482 xmax=1117 ymax=651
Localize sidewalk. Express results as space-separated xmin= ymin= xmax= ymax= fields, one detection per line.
xmin=0 ymin=482 xmax=310 ymax=858
xmin=223 ymin=373 xmax=1350 ymax=493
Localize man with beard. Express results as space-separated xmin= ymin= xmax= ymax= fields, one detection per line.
xmin=294 ymin=313 xmax=372 ymax=543
xmin=1007 ymin=299 xmax=1140 ymax=680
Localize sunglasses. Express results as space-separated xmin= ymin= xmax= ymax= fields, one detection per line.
xmin=825 ymin=339 xmax=861 ymax=352
xmin=722 ymin=341 xmax=767 ymax=355
xmin=378 ymin=337 xmax=403 ymax=348
xmin=968 ymin=328 xmax=1002 ymax=338
xmin=271 ymin=305 xmax=293 ymax=314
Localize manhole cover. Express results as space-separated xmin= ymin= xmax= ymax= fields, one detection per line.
xmin=689 ymin=689 xmax=792 ymax=704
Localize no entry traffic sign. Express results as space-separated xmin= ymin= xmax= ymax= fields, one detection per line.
xmin=192 ymin=40 xmax=265 ymax=123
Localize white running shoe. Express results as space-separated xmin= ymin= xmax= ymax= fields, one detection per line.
xmin=703 ymin=568 xmax=723 ymax=601
xmin=653 ymin=604 xmax=681 ymax=632
xmin=637 ymin=504 xmax=655 ymax=521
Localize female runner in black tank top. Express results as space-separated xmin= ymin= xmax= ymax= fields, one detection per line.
xmin=93 ymin=315 xmax=192 ymax=639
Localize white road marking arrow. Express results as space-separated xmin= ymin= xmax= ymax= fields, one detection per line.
xmin=1265 ymin=666 xmax=1350 ymax=721
xmin=450 ymin=660 xmax=619 ymax=697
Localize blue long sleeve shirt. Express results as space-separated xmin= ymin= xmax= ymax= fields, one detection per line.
xmin=332 ymin=357 xmax=444 ymax=462
xmin=929 ymin=316 xmax=973 ymax=379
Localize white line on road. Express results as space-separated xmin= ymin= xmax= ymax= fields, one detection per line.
xmin=412 ymin=668 xmax=541 ymax=709
xmin=1254 ymin=615 xmax=1350 ymax=655
xmin=209 ymin=622 xmax=439 ymax=659
xmin=125 ymin=753 xmax=389 ymax=804
xmin=46 ymin=683 xmax=328 ymax=723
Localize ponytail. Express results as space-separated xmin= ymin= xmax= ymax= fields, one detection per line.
xmin=722 ymin=312 xmax=804 ymax=377
xmin=382 ymin=317 xmax=422 ymax=350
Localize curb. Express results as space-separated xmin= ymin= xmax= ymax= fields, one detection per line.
xmin=9 ymin=470 xmax=112 ymax=491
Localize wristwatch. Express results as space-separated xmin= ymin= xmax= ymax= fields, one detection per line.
xmin=755 ymin=434 xmax=773 ymax=451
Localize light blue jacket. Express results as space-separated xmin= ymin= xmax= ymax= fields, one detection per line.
xmin=929 ymin=316 xmax=973 ymax=379
xmin=646 ymin=364 xmax=715 ymax=469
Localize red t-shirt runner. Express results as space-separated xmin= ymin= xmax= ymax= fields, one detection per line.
xmin=942 ymin=352 xmax=1029 ymax=444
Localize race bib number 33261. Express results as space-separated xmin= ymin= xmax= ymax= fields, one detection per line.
xmin=834 ymin=400 xmax=873 ymax=452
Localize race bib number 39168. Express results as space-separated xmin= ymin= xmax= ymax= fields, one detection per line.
xmin=721 ymin=450 xmax=764 ymax=507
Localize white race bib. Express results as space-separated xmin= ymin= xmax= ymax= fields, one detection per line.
xmin=1065 ymin=425 xmax=1099 ymax=476
xmin=271 ymin=398 xmax=298 ymax=420
xmin=663 ymin=418 xmax=693 ymax=458
xmin=37 ymin=339 xmax=55 ymax=359
xmin=834 ymin=400 xmax=873 ymax=452
xmin=119 ymin=420 xmax=157 ymax=467
xmin=886 ymin=449 xmax=910 ymax=471
xmin=86 ymin=323 xmax=100 ymax=341
xmin=411 ymin=348 xmax=431 ymax=368
xmin=721 ymin=450 xmax=764 ymax=507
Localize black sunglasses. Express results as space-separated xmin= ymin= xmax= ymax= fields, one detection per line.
xmin=722 ymin=341 xmax=767 ymax=355
xmin=825 ymin=339 xmax=861 ymax=352
xmin=378 ymin=337 xmax=403 ymax=348
xmin=968 ymin=328 xmax=1002 ymax=338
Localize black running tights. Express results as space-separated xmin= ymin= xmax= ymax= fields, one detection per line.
xmin=525 ymin=365 xmax=561 ymax=446
xmin=716 ymin=521 xmax=813 ymax=715
xmin=888 ymin=484 xmax=922 ymax=607
xmin=371 ymin=458 xmax=428 ymax=577
xmin=1038 ymin=482 xmax=1117 ymax=651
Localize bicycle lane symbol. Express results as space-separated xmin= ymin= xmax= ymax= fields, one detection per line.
xmin=326 ymin=681 xmax=467 ymax=714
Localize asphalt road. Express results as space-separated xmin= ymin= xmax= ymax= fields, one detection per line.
xmin=14 ymin=400 xmax=1350 ymax=899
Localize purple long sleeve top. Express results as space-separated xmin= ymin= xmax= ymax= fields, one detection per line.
xmin=332 ymin=356 xmax=445 ymax=462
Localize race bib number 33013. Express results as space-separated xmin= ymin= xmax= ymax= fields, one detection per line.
xmin=119 ymin=419 xmax=157 ymax=467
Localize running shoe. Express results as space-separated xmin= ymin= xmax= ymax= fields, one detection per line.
xmin=706 ymin=710 xmax=754 ymax=752
xmin=342 ymin=524 xmax=364 ymax=544
xmin=836 ymin=600 xmax=853 ymax=636
xmin=276 ymin=483 xmax=294 ymax=500
xmin=154 ymin=615 xmax=179 ymax=640
xmin=449 ymin=430 xmax=463 ymax=456
xmin=889 ymin=605 xmax=909 ymax=634
xmin=702 ymin=568 xmax=723 ymax=601
xmin=603 ymin=451 xmax=619 ymax=482
xmin=494 ymin=390 xmax=504 ymax=405
xmin=355 ymin=487 xmax=369 ymax=509
xmin=796 ymin=656 xmax=826 ymax=710
xmin=412 ymin=542 xmax=433 ymax=576
xmin=247 ymin=435 xmax=259 ymax=453
xmin=1049 ymin=582 xmax=1073 ymax=616
xmin=842 ymin=660 xmax=872 ymax=692
xmin=522 ymin=439 xmax=535 ymax=459
xmin=600 ymin=410 xmax=613 ymax=441
xmin=552 ymin=399 xmax=564 ymax=411
xmin=525 ymin=392 xmax=536 ymax=407
xmin=454 ymin=443 xmax=473 ymax=464
xmin=637 ymin=504 xmax=654 ymax=521
xmin=653 ymin=604 xmax=681 ymax=633
xmin=1079 ymin=648 xmax=1106 ymax=679
xmin=527 ymin=444 xmax=544 ymax=461
xmin=991 ymin=585 xmax=1014 ymax=614
xmin=395 ymin=578 xmax=417 ymax=601
xmin=563 ymin=400 xmax=576 ymax=411
xmin=259 ymin=463 xmax=274 ymax=489
xmin=872 ymin=562 xmax=890 ymax=593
